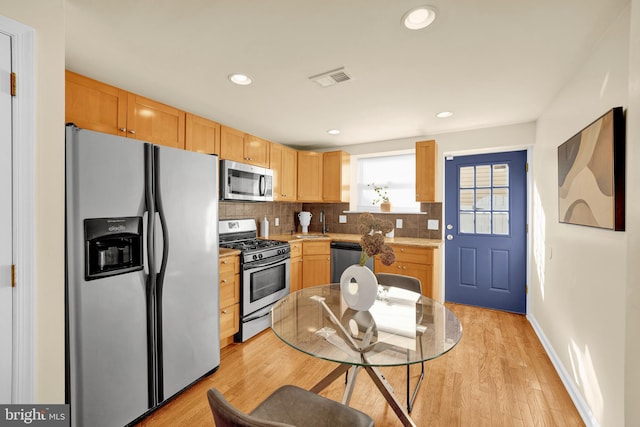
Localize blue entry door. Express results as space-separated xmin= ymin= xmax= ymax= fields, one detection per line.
xmin=444 ymin=151 xmax=527 ymax=313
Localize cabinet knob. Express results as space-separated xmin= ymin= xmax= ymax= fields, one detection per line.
xmin=222 ymin=309 xmax=228 ymax=314
xmin=119 ymin=128 xmax=126 ymax=132
xmin=128 ymin=129 xmax=136 ymax=135
xmin=221 ymin=279 xmax=227 ymax=284
xmin=221 ymin=260 xmax=227 ymax=264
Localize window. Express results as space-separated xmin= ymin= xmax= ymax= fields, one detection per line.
xmin=354 ymin=153 xmax=420 ymax=212
xmin=458 ymin=163 xmax=510 ymax=235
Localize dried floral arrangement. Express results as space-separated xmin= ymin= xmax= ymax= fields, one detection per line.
xmin=358 ymin=213 xmax=395 ymax=266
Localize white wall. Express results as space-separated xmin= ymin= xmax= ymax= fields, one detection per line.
xmin=530 ymin=6 xmax=631 ymax=427
xmin=625 ymin=0 xmax=640 ymax=424
xmin=0 ymin=0 xmax=66 ymax=403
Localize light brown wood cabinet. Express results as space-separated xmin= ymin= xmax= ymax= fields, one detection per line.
xmin=220 ymin=125 xmax=270 ymax=167
xmin=219 ymin=253 xmax=240 ymax=348
xmin=374 ymin=244 xmax=439 ymax=300
xmin=301 ymin=240 xmax=331 ymax=288
xmin=297 ymin=151 xmax=323 ymax=202
xmin=66 ymin=70 xmax=186 ymax=149
xmin=65 ymin=70 xmax=127 ymax=136
xmin=126 ymin=93 xmax=186 ymax=149
xmin=185 ymin=113 xmax=220 ymax=155
xmin=270 ymin=143 xmax=298 ymax=201
xmin=415 ymin=140 xmax=437 ymax=202
xmin=289 ymin=241 xmax=303 ymax=293
xmin=322 ymin=150 xmax=350 ymax=202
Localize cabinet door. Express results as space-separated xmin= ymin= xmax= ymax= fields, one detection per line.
xmin=126 ymin=94 xmax=186 ymax=149
xmin=302 ymin=254 xmax=330 ymax=288
xmin=416 ymin=140 xmax=437 ymax=202
xmin=297 ymin=151 xmax=323 ymax=202
xmin=323 ymin=151 xmax=350 ymax=202
xmin=243 ymin=134 xmax=270 ymax=167
xmin=185 ymin=113 xmax=220 ymax=155
xmin=220 ymin=125 xmax=245 ymax=162
xmin=290 ymin=257 xmax=303 ymax=293
xmin=220 ymin=304 xmax=239 ymax=341
xmin=271 ymin=143 xmax=297 ymax=201
xmin=65 ymin=70 xmax=127 ymax=136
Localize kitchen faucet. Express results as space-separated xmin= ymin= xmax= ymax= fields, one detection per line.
xmin=320 ymin=210 xmax=327 ymax=234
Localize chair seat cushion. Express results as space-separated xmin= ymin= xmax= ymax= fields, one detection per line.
xmin=250 ymin=385 xmax=374 ymax=427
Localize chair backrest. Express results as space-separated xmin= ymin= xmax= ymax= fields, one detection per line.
xmin=375 ymin=273 xmax=422 ymax=294
xmin=207 ymin=389 xmax=292 ymax=427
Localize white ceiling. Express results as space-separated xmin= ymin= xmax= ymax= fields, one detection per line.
xmin=65 ymin=0 xmax=629 ymax=149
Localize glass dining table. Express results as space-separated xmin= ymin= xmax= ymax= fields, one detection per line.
xmin=271 ymin=284 xmax=463 ymax=427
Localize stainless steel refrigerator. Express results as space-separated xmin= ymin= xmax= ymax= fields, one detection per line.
xmin=64 ymin=125 xmax=220 ymax=427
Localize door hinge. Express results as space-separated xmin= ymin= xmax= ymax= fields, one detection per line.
xmin=11 ymin=264 xmax=16 ymax=287
xmin=526 ymin=284 xmax=528 ymax=294
xmin=10 ymin=72 xmax=16 ymax=96
xmin=525 ymin=162 xmax=529 ymax=173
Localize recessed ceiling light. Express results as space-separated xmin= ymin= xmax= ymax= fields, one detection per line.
xmin=402 ymin=6 xmax=437 ymax=30
xmin=436 ymin=111 xmax=453 ymax=118
xmin=327 ymin=129 xmax=341 ymax=135
xmin=228 ymin=73 xmax=252 ymax=85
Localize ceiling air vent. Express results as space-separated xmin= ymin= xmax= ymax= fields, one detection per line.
xmin=308 ymin=67 xmax=352 ymax=88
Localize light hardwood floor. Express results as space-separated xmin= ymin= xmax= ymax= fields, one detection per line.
xmin=136 ymin=303 xmax=584 ymax=426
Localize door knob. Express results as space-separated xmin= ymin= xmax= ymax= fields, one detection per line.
xmin=447 ymin=234 xmax=453 ymax=240
xmin=446 ymin=224 xmax=453 ymax=230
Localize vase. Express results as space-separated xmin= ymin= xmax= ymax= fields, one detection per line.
xmin=380 ymin=201 xmax=391 ymax=212
xmin=339 ymin=265 xmax=378 ymax=311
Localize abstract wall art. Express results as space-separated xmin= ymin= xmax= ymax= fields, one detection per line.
xmin=557 ymin=107 xmax=625 ymax=231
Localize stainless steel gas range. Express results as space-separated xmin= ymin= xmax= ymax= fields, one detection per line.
xmin=219 ymin=219 xmax=290 ymax=342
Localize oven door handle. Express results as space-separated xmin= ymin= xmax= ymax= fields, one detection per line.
xmin=244 ymin=306 xmax=273 ymax=323
xmin=244 ymin=254 xmax=289 ymax=270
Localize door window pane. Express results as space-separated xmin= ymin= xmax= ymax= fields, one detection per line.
xmin=460 ymin=212 xmax=475 ymax=233
xmin=476 ymin=165 xmax=491 ymax=187
xmin=493 ymin=212 xmax=509 ymax=235
xmin=457 ymin=162 xmax=512 ymax=236
xmin=459 ymin=167 xmax=475 ymax=188
xmin=493 ymin=164 xmax=509 ymax=186
xmin=460 ymin=189 xmax=475 ymax=210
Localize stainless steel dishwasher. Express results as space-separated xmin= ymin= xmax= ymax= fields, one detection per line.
xmin=330 ymin=242 xmax=374 ymax=283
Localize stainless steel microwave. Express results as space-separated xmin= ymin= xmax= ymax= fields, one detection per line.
xmin=220 ymin=160 xmax=274 ymax=202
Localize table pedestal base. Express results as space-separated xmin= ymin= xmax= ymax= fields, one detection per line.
xmin=310 ymin=364 xmax=417 ymax=427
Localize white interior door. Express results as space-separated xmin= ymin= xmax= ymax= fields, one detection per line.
xmin=0 ymin=31 xmax=13 ymax=402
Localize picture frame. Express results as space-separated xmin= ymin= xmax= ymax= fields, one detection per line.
xmin=557 ymin=106 xmax=625 ymax=231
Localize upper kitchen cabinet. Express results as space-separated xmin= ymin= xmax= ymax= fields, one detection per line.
xmin=185 ymin=113 xmax=220 ymax=155
xmin=323 ymin=150 xmax=350 ymax=203
xmin=243 ymin=134 xmax=270 ymax=168
xmin=270 ymin=143 xmax=297 ymax=201
xmin=220 ymin=125 xmax=270 ymax=168
xmin=66 ymin=71 xmax=186 ymax=149
xmin=126 ymin=94 xmax=186 ymax=149
xmin=297 ymin=151 xmax=323 ymax=202
xmin=416 ymin=140 xmax=438 ymax=202
xmin=65 ymin=70 xmax=127 ymax=136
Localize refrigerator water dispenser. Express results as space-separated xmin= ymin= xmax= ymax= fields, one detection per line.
xmin=84 ymin=217 xmax=143 ymax=280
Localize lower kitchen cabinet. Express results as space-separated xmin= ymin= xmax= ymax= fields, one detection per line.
xmin=289 ymin=241 xmax=303 ymax=292
xmin=301 ymin=240 xmax=330 ymax=288
xmin=374 ymin=244 xmax=439 ymax=300
xmin=219 ymin=252 xmax=240 ymax=348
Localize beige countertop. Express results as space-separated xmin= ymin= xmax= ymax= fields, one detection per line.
xmin=219 ymin=248 xmax=241 ymax=257
xmin=266 ymin=232 xmax=443 ymax=248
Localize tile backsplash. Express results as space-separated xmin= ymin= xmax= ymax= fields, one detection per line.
xmin=219 ymin=201 xmax=442 ymax=240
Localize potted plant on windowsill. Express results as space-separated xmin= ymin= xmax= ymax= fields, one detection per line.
xmin=369 ymin=182 xmax=391 ymax=212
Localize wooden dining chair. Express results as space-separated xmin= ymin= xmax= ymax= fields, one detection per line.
xmin=375 ymin=272 xmax=425 ymax=413
xmin=207 ymin=385 xmax=374 ymax=427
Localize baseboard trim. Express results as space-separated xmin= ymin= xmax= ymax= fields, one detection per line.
xmin=527 ymin=313 xmax=599 ymax=427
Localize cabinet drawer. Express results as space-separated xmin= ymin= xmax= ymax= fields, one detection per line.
xmin=302 ymin=240 xmax=330 ymax=256
xmin=220 ymin=303 xmax=239 ymax=339
xmin=219 ymin=255 xmax=239 ymax=275
xmin=290 ymin=242 xmax=302 ymax=258
xmin=220 ymin=274 xmax=240 ymax=308
xmin=391 ymin=245 xmax=433 ymax=265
